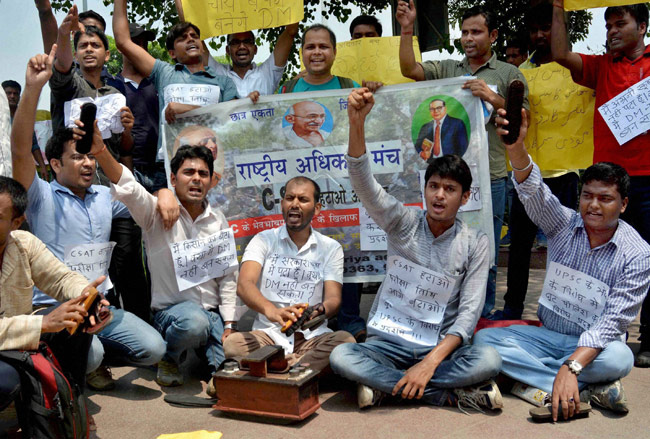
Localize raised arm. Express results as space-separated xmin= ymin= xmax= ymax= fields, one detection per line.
xmin=347 ymin=87 xmax=375 ymax=158
xmin=54 ymin=6 xmax=78 ymax=73
xmin=113 ymin=0 xmax=156 ymax=77
xmin=273 ymin=23 xmax=299 ymax=67
xmin=85 ymin=120 xmax=124 ymax=184
xmin=34 ymin=0 xmax=58 ymax=53
xmin=551 ymin=0 xmax=583 ymax=78
xmin=397 ymin=0 xmax=425 ymax=81
xmin=12 ymin=45 xmax=57 ymax=190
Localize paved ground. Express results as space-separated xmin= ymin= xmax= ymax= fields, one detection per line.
xmin=3 ymin=267 xmax=649 ymax=438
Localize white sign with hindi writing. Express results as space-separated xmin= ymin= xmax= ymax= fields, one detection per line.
xmin=64 ymin=94 xmax=127 ymax=139
xmin=63 ymin=242 xmax=116 ymax=292
xmin=359 ymin=207 xmax=387 ymax=251
xmin=419 ymin=164 xmax=481 ymax=213
xmin=538 ymin=261 xmax=609 ymax=330
xmin=368 ymin=255 xmax=456 ymax=346
xmin=598 ymin=75 xmax=650 ymax=145
xmin=260 ymin=254 xmax=323 ymax=305
xmin=170 ymin=229 xmax=238 ymax=291
xmin=163 ymin=84 xmax=222 ymax=108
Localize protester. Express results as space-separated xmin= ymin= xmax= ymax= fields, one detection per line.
xmin=505 ymin=38 xmax=528 ymax=67
xmin=350 ymin=15 xmax=383 ymax=39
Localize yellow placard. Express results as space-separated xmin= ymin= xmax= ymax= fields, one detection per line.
xmin=181 ymin=0 xmax=303 ymax=39
xmin=564 ymin=0 xmax=632 ymax=11
xmin=521 ymin=62 xmax=595 ymax=170
xmin=157 ymin=431 xmax=222 ymax=439
xmin=300 ymin=36 xmax=421 ymax=85
xmin=35 ymin=110 xmax=51 ymax=122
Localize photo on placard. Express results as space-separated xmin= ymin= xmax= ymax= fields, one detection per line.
xmin=282 ymin=101 xmax=334 ymax=148
xmin=173 ymin=124 xmax=226 ymax=187
xmin=411 ymin=95 xmax=470 ymax=162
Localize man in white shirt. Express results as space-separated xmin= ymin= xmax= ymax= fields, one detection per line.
xmin=207 ymin=25 xmax=299 ymax=97
xmin=224 ymin=177 xmax=355 ymax=371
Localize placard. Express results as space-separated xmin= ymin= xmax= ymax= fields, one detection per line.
xmin=64 ymin=94 xmax=126 ymax=139
xmin=598 ymin=75 xmax=650 ymax=146
xmin=63 ymin=242 xmax=116 ymax=292
xmin=260 ymin=254 xmax=322 ymax=305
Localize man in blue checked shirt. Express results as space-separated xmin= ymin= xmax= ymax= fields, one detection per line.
xmin=474 ymin=108 xmax=650 ymax=422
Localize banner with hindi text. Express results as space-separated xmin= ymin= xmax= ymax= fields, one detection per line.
xmin=162 ymin=78 xmax=493 ymax=282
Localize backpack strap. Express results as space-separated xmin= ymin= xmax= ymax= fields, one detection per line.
xmin=336 ymin=76 xmax=356 ymax=89
xmin=280 ymin=77 xmax=300 ymax=94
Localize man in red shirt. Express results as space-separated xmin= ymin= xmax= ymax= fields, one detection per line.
xmin=552 ymin=1 xmax=650 ymax=367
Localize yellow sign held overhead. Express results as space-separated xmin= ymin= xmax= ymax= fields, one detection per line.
xmin=181 ymin=0 xmax=303 ymax=39
xmin=521 ymin=62 xmax=596 ymax=170
xmin=564 ymin=0 xmax=632 ymax=11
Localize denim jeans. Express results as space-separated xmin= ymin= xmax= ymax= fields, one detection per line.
xmin=484 ymin=177 xmax=507 ymax=316
xmin=329 ymin=337 xmax=501 ymax=406
xmin=87 ymin=307 xmax=165 ymax=372
xmin=473 ymin=325 xmax=633 ymax=393
xmin=153 ymin=301 xmax=225 ymax=372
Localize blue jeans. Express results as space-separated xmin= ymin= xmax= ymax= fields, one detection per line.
xmin=153 ymin=301 xmax=225 ymax=372
xmin=484 ymin=177 xmax=507 ymax=317
xmin=474 ymin=325 xmax=633 ymax=393
xmin=330 ymin=337 xmax=501 ymax=406
xmin=88 ymin=307 xmax=165 ymax=371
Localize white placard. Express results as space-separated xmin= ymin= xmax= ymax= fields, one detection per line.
xmin=163 ymin=84 xmax=221 ymax=107
xmin=260 ymin=254 xmax=323 ymax=305
xmin=169 ymin=229 xmax=238 ymax=291
xmin=419 ymin=164 xmax=481 ymax=213
xmin=368 ymin=255 xmax=456 ymax=346
xmin=64 ymin=94 xmax=127 ymax=139
xmin=63 ymin=242 xmax=116 ymax=292
xmin=359 ymin=207 xmax=387 ymax=251
xmin=598 ymin=76 xmax=650 ymax=145
xmin=538 ymin=261 xmax=609 ymax=330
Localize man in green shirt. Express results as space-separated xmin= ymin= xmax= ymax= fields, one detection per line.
xmin=397 ymin=0 xmax=529 ymax=317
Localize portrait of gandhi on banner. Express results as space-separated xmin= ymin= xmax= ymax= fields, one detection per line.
xmin=282 ymin=101 xmax=334 ymax=148
xmin=173 ymin=125 xmax=226 ymax=186
xmin=412 ymin=96 xmax=470 ymax=163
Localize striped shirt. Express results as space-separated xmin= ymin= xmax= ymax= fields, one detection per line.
xmin=515 ymin=164 xmax=650 ymax=349
xmin=347 ymin=153 xmax=490 ymax=345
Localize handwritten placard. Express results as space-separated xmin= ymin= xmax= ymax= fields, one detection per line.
xmin=170 ymin=229 xmax=238 ymax=291
xmin=64 ymin=94 xmax=127 ymax=139
xmin=521 ymin=62 xmax=595 ymax=170
xmin=419 ymin=166 xmax=481 ymax=213
xmin=359 ymin=207 xmax=387 ymax=251
xmin=181 ymin=0 xmax=303 ymax=39
xmin=597 ymin=75 xmax=650 ymax=146
xmin=63 ymin=242 xmax=116 ymax=292
xmin=564 ymin=0 xmax=632 ymax=11
xmin=538 ymin=261 xmax=609 ymax=330
xmin=163 ymin=84 xmax=222 ymax=108
xmin=368 ymin=255 xmax=456 ymax=346
xmin=260 ymin=254 xmax=323 ymax=305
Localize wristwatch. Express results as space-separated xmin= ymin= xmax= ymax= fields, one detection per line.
xmin=563 ymin=359 xmax=583 ymax=376
xmin=224 ymin=323 xmax=238 ymax=331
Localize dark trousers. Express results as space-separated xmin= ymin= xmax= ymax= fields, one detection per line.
xmin=621 ymin=175 xmax=650 ymax=339
xmin=336 ymin=283 xmax=366 ymax=336
xmin=109 ymin=217 xmax=151 ymax=323
xmin=504 ymin=172 xmax=579 ymax=311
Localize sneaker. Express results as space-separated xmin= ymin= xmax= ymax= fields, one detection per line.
xmin=357 ymin=383 xmax=384 ymax=409
xmin=635 ymin=337 xmax=650 ymax=368
xmin=580 ymin=380 xmax=628 ymax=414
xmin=86 ymin=366 xmax=115 ymax=391
xmin=156 ymin=360 xmax=183 ymax=387
xmin=453 ymin=379 xmax=503 ymax=414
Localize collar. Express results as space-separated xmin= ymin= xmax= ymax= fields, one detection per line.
xmin=179 ymin=197 xmax=213 ymax=222
xmin=423 ymin=211 xmax=458 ymax=242
xmin=51 ymin=178 xmax=98 ymax=199
xmin=612 ymin=44 xmax=650 ymax=63
xmin=458 ymin=52 xmax=497 ymax=71
xmin=279 ymin=225 xmax=317 ymax=253
xmin=228 ymin=62 xmax=258 ymax=74
xmin=572 ymin=214 xmax=621 ymax=250
xmin=174 ymin=63 xmax=218 ymax=78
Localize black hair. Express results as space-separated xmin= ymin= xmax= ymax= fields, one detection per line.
xmin=524 ymin=3 xmax=553 ymax=28
xmin=73 ymin=25 xmax=109 ymax=51
xmin=581 ymin=162 xmax=630 ymax=200
xmin=79 ymin=10 xmax=106 ymax=31
xmin=0 ymin=176 xmax=28 ymax=219
xmin=461 ymin=6 xmax=498 ymax=33
xmin=424 ymin=155 xmax=472 ymax=193
xmin=170 ymin=145 xmax=214 ymax=177
xmin=285 ymin=176 xmax=321 ymax=202
xmin=506 ymin=38 xmax=528 ymax=55
xmin=1 ymin=80 xmax=21 ymax=93
xmin=301 ymin=24 xmax=336 ymax=48
xmin=349 ymin=15 xmax=383 ymax=37
xmin=605 ymin=4 xmax=649 ymax=29
xmin=166 ymin=22 xmax=202 ymax=51
xmin=227 ymin=31 xmax=255 ymax=44
xmin=430 ymin=99 xmax=446 ymax=108
xmin=45 ymin=128 xmax=75 ymax=164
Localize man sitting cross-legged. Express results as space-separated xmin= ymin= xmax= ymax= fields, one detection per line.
xmin=329 ymin=88 xmax=502 ymax=412
xmin=224 ymin=177 xmax=355 ymax=371
xmin=474 ymin=108 xmax=650 ymax=421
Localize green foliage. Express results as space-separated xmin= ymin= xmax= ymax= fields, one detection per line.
xmin=105 ymin=34 xmax=174 ymax=75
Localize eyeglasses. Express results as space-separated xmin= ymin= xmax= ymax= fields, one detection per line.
xmin=228 ymin=38 xmax=255 ymax=47
xmin=294 ymin=114 xmax=326 ymax=121
xmin=430 ymin=106 xmax=445 ymax=112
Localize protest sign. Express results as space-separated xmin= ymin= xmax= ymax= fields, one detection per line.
xmin=598 ymin=75 xmax=650 ymax=146
xmin=565 ymin=0 xmax=632 ymax=11
xmin=260 ymin=254 xmax=323 ymax=305
xmin=63 ymin=242 xmax=116 ymax=292
xmin=538 ymin=261 xmax=609 ymax=331
xmin=521 ymin=62 xmax=595 ymax=170
xmin=64 ymin=94 xmax=127 ymax=139
xmin=162 ymin=78 xmax=493 ymax=282
xmin=181 ymin=0 xmax=303 ymax=39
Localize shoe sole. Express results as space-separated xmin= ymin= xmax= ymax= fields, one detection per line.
xmin=530 ymin=402 xmax=591 ymax=422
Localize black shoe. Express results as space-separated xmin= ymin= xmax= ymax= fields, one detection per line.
xmin=635 ymin=336 xmax=650 ymax=368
